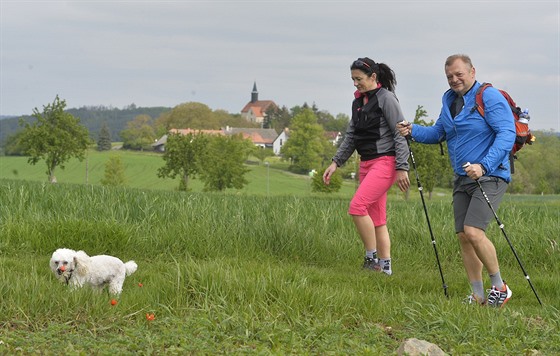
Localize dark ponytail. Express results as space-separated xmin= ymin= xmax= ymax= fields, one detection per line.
xmin=376 ymin=63 xmax=397 ymax=93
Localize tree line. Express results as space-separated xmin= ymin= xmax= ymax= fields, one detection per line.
xmin=0 ymin=104 xmax=170 ymax=147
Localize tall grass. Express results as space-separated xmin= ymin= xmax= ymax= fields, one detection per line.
xmin=0 ymin=179 xmax=559 ymax=354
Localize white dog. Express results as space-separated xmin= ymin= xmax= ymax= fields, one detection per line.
xmin=50 ymin=248 xmax=138 ymax=295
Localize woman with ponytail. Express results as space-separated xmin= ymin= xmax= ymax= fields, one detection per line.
xmin=323 ymin=57 xmax=410 ymax=275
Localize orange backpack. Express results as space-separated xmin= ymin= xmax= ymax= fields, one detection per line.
xmin=473 ymin=83 xmax=535 ymax=154
xmin=472 ymin=83 xmax=535 ymax=172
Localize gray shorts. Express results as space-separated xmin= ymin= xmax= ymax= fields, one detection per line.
xmin=452 ymin=175 xmax=508 ymax=233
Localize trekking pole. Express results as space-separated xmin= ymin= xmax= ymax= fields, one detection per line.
xmin=462 ymin=162 xmax=542 ymax=306
xmin=401 ymin=124 xmax=448 ymax=298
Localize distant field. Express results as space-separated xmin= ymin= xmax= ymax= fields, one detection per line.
xmin=0 ymin=149 xmax=362 ymax=197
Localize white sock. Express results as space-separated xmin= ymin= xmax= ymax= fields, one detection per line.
xmin=379 ymin=258 xmax=392 ymax=275
xmin=366 ymin=250 xmax=378 ymax=261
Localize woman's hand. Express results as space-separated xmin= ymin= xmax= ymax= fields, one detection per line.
xmin=323 ymin=162 xmax=338 ymax=185
xmin=396 ymin=170 xmax=410 ymax=192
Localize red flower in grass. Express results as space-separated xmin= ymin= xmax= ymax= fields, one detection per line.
xmin=110 ymin=299 xmax=118 ymax=306
xmin=146 ymin=313 xmax=155 ymax=321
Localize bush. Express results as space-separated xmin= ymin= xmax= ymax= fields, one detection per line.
xmin=311 ymin=167 xmax=342 ymax=193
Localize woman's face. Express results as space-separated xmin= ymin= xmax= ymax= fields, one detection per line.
xmin=351 ymin=69 xmax=377 ymax=93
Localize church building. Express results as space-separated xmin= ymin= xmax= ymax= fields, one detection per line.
xmin=240 ymin=82 xmax=277 ymax=124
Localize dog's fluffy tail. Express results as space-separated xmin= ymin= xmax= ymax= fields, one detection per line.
xmin=124 ymin=261 xmax=138 ymax=276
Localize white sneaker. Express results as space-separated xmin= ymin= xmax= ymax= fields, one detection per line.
xmin=486 ymin=281 xmax=512 ymax=308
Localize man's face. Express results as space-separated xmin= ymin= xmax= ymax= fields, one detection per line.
xmin=445 ymin=59 xmax=476 ymax=96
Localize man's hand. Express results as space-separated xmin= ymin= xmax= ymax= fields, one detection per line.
xmin=462 ymin=162 xmax=485 ymax=180
xmin=396 ymin=121 xmax=411 ymax=137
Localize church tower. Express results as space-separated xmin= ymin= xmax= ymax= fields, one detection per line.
xmin=251 ymin=81 xmax=258 ymax=103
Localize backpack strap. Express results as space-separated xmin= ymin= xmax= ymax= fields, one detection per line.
xmin=471 ymin=82 xmax=518 ymax=174
xmin=471 ymin=82 xmax=493 ymax=117
xmin=472 ymin=82 xmax=523 ymax=119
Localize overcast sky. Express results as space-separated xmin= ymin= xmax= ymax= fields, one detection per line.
xmin=1 ymin=0 xmax=559 ymax=131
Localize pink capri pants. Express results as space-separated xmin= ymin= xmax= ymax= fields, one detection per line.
xmin=348 ymin=155 xmax=397 ymax=226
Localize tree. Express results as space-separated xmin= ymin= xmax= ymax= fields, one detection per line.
xmin=252 ymin=147 xmax=275 ymax=164
xmin=290 ymin=103 xmax=310 ymax=118
xmin=100 ymin=155 xmax=126 ymax=186
xmin=264 ymin=105 xmax=291 ymax=132
xmin=281 ymin=108 xmax=329 ymax=174
xmin=313 ymin=106 xmax=335 ymax=128
xmin=120 ymin=114 xmax=156 ymax=150
xmin=3 ymin=131 xmax=26 ymax=156
xmin=409 ymin=105 xmax=452 ymax=199
xmin=324 ymin=113 xmax=350 ymax=133
xmin=154 ymin=102 xmax=219 ymax=132
xmin=157 ymin=132 xmax=208 ymax=191
xmin=198 ymin=134 xmax=253 ymax=192
xmin=18 ymin=95 xmax=91 ymax=183
xmin=97 ymin=122 xmax=112 ymax=151
xmin=509 ymin=131 xmax=560 ymax=194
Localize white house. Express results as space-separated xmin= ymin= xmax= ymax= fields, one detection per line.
xmin=153 ymin=127 xmax=289 ymax=155
xmin=272 ymin=128 xmax=289 ymax=155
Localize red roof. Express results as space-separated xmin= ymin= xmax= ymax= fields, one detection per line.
xmin=240 ymin=100 xmax=276 ymax=114
xmin=325 ymin=131 xmax=341 ymax=140
xmin=249 ymin=106 xmax=263 ymax=117
xmin=170 ymin=128 xmax=224 ymax=136
xmin=167 ymin=127 xmax=279 ymax=145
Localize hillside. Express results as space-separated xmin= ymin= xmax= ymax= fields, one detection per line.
xmin=0 ymin=105 xmax=171 ymax=146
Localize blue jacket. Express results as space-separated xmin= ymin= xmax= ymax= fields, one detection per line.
xmin=411 ymin=81 xmax=516 ymax=182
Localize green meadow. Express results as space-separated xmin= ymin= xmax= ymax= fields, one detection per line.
xmin=0 ymin=151 xmax=559 ymax=354
xmin=0 ymin=149 xmax=361 ymax=197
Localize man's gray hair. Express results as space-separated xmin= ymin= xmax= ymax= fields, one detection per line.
xmin=445 ymin=54 xmax=473 ymax=69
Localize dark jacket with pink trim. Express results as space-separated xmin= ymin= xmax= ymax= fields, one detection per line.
xmin=333 ymin=87 xmax=409 ymax=171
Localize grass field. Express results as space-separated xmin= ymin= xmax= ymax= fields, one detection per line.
xmin=0 ymin=174 xmax=558 ymax=354
xmin=0 ymin=149 xmax=363 ymax=198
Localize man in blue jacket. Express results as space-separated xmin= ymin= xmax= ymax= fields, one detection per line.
xmin=397 ymin=54 xmax=515 ymax=307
